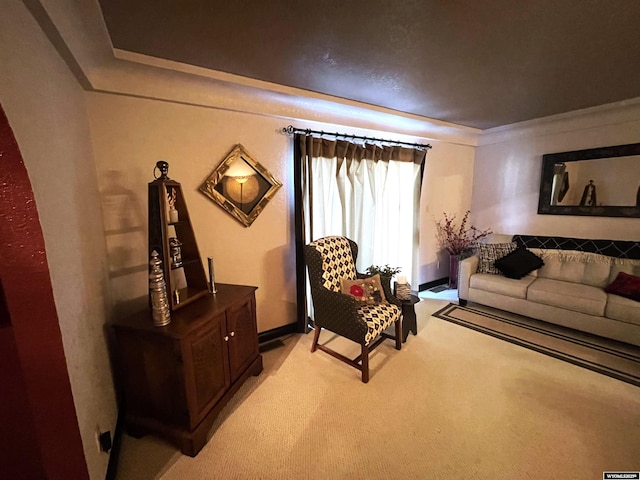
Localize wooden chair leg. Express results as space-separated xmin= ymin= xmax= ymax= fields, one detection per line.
xmin=311 ymin=325 xmax=321 ymax=352
xmin=395 ymin=318 xmax=402 ymax=350
xmin=361 ymin=344 xmax=369 ymax=383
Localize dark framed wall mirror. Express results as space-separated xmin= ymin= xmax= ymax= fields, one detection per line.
xmin=200 ymin=144 xmax=282 ymax=227
xmin=537 ymin=142 xmax=640 ymax=218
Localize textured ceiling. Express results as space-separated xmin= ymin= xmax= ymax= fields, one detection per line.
xmin=97 ymin=0 xmax=640 ymax=129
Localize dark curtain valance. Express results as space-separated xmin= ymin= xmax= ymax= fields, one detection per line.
xmin=299 ymin=135 xmax=427 ymax=165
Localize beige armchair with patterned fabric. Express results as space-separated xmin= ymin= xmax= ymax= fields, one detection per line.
xmin=304 ymin=236 xmax=402 ymax=383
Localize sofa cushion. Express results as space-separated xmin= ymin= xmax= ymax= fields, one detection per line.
xmin=527 ymin=278 xmax=607 ymax=316
xmin=604 ymin=272 xmax=640 ymax=302
xmin=536 ymin=250 xmax=611 ymax=288
xmin=470 ymin=273 xmax=536 ymax=299
xmin=477 ymin=242 xmax=517 ymax=275
xmin=605 ymin=293 xmax=640 ymax=327
xmin=581 ymin=260 xmax=614 ymax=288
xmin=609 ymin=261 xmax=640 ymax=284
xmin=494 ymin=247 xmax=544 ymax=279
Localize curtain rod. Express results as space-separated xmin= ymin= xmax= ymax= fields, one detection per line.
xmin=282 ymin=125 xmax=432 ymax=150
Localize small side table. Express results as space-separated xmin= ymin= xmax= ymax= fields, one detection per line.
xmin=400 ymin=294 xmax=420 ymax=342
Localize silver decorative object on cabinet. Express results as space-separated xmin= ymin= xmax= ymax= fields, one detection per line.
xmin=169 ymin=237 xmax=183 ymax=268
xmin=149 ymin=250 xmax=171 ymax=327
xmin=207 ymin=257 xmax=217 ymax=294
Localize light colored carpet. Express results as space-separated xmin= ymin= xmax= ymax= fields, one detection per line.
xmin=434 ymin=303 xmax=640 ymax=387
xmin=116 ymin=299 xmax=640 ymax=480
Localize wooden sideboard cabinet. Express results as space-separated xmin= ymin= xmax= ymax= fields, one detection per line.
xmin=112 ymin=283 xmax=262 ymax=456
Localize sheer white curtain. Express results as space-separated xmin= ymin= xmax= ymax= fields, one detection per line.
xmin=300 ymin=135 xmax=426 ymax=286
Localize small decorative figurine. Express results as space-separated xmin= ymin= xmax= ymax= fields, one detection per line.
xmin=167 ymin=187 xmax=179 ymax=223
xmin=154 ymin=160 xmax=170 ymax=180
xmin=169 ymin=237 xmax=183 ymax=268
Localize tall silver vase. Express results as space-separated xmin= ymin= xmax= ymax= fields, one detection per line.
xmin=149 ymin=250 xmax=171 ymax=326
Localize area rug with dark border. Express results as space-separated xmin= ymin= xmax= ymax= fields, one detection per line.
xmin=433 ymin=303 xmax=640 ymax=387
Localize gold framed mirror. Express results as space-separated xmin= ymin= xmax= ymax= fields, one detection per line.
xmin=200 ymin=144 xmax=282 ymax=227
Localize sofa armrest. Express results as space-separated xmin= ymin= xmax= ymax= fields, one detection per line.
xmin=458 ymin=255 xmax=479 ymax=301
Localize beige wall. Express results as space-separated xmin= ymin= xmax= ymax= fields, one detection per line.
xmin=0 ymin=3 xmax=116 ymax=479
xmin=420 ymin=141 xmax=477 ymax=283
xmin=87 ymin=90 xmax=478 ymax=329
xmin=473 ymin=106 xmax=640 ymax=240
xmin=87 ymin=93 xmax=297 ymax=332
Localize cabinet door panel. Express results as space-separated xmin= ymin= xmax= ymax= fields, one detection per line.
xmin=226 ymin=296 xmax=259 ymax=382
xmin=184 ymin=314 xmax=229 ymax=428
xmin=117 ymin=332 xmax=188 ymax=427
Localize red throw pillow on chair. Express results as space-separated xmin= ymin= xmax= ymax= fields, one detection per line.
xmin=340 ymin=274 xmax=387 ymax=304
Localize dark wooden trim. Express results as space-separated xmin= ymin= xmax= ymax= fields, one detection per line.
xmin=258 ymin=323 xmax=298 ymax=345
xmin=105 ymin=409 xmax=125 ymax=480
xmin=419 ymin=277 xmax=448 ymax=291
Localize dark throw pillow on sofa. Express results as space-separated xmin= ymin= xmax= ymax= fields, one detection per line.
xmin=494 ymin=247 xmax=545 ymax=279
xmin=604 ymin=272 xmax=640 ymax=302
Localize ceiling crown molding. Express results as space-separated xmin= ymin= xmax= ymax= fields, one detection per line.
xmin=479 ymin=97 xmax=640 ymax=146
xmin=30 ymin=0 xmax=481 ymax=147
xmin=111 ymin=49 xmax=481 ymax=145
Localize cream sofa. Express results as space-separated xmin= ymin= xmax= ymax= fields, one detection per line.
xmin=458 ymin=238 xmax=640 ymax=347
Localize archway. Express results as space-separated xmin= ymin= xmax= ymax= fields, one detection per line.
xmin=0 ymin=104 xmax=88 ymax=479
